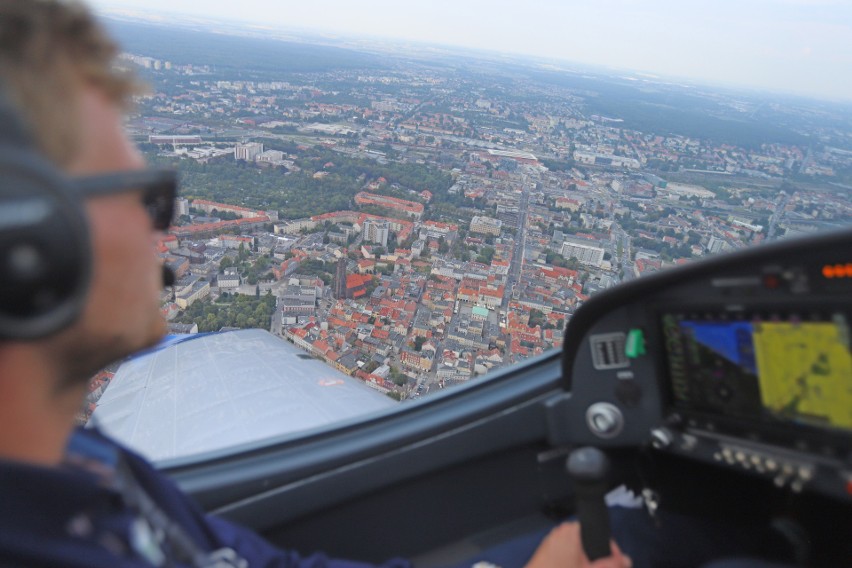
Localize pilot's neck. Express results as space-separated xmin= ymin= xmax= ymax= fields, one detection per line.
xmin=0 ymin=343 xmax=85 ymax=467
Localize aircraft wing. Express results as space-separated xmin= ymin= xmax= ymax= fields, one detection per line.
xmin=90 ymin=329 xmax=396 ymax=462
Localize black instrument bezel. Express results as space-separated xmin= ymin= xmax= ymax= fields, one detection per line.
xmin=651 ymin=301 xmax=852 ymax=460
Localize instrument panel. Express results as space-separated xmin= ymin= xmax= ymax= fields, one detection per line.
xmin=559 ymin=228 xmax=852 ymax=503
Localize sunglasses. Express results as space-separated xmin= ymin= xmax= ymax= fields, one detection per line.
xmin=68 ymin=169 xmax=178 ymax=231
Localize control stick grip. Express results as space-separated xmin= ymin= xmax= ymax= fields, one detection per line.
xmin=567 ymin=447 xmax=612 ymax=561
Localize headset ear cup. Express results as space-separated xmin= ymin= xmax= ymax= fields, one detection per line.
xmin=0 ymin=147 xmax=91 ymax=340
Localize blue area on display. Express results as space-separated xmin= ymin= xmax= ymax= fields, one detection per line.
xmin=678 ymin=321 xmax=758 ymax=375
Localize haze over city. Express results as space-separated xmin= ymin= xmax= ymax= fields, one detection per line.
xmin=67 ymin=2 xmax=851 ymax=420
xmin=89 ymin=0 xmax=852 ymax=102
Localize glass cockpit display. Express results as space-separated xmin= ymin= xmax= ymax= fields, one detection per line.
xmin=662 ymin=312 xmax=852 ymax=432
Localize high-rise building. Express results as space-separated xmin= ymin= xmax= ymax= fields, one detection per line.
xmin=707 ymin=235 xmax=729 ymax=254
xmin=560 ymin=237 xmax=605 ymax=267
xmin=235 ymin=142 xmax=264 ymax=161
xmin=363 ymin=219 xmax=390 ymax=247
xmin=175 ymin=197 xmax=190 ymax=217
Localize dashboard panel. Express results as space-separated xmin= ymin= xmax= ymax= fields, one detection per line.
xmin=559 ymin=228 xmax=852 ymax=503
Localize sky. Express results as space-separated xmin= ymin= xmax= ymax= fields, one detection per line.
xmin=88 ymin=0 xmax=852 ymax=102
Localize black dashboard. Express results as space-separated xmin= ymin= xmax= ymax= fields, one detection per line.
xmin=560 ymin=228 xmax=852 ymax=504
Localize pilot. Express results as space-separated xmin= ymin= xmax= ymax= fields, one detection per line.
xmin=0 ymin=2 xmax=631 ymax=567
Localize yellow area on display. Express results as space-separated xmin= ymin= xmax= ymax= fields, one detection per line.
xmin=753 ymin=322 xmax=852 ymax=429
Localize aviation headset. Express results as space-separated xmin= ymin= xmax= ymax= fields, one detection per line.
xmin=0 ymin=82 xmax=92 ymax=340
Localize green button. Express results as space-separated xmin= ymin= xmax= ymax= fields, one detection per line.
xmin=625 ymin=329 xmax=646 ymax=358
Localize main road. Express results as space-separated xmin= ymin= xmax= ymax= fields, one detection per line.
xmin=503 ymin=183 xmax=531 ymax=310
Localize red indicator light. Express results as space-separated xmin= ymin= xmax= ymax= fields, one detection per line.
xmin=847 ymin=479 xmax=852 ymax=496
xmin=823 ymin=264 xmax=852 ymax=279
xmin=763 ymin=275 xmax=780 ymax=289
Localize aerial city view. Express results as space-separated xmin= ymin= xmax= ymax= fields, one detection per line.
xmin=82 ymin=4 xmax=852 ymax=415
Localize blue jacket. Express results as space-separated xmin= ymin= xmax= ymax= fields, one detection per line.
xmin=0 ymin=427 xmax=410 ymax=568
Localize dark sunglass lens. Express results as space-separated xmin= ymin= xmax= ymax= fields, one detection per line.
xmin=144 ymin=183 xmax=175 ymax=230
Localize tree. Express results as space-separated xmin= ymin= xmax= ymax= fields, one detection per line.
xmin=528 ymin=309 xmax=546 ymax=328
xmin=389 ymin=366 xmax=407 ymax=386
xmin=544 ymin=249 xmax=569 ymax=268
xmin=365 ymin=277 xmax=378 ymax=297
xmin=476 ymin=246 xmax=495 ymax=265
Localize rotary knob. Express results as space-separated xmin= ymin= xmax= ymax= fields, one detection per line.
xmin=585 ymin=403 xmax=624 ymax=439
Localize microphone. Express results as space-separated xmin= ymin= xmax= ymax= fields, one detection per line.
xmin=162 ymin=265 xmax=175 ymax=287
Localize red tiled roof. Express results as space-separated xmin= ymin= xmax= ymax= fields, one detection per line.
xmin=346 ymin=273 xmax=372 ymax=288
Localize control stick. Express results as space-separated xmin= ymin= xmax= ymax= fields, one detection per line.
xmin=566 ymin=447 xmax=612 ymax=561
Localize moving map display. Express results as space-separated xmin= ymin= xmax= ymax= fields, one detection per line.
xmin=662 ymin=313 xmax=852 ymax=432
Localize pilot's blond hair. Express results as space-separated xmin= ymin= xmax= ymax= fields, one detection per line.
xmin=0 ymin=0 xmax=141 ymax=166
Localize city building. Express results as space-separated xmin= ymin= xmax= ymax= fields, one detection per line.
xmin=573 ymin=151 xmax=640 ymax=169
xmin=175 ymin=278 xmax=211 ymax=309
xmin=175 ymin=198 xmax=190 ymax=217
xmin=149 ymin=135 xmax=202 ymax=145
xmin=469 ymin=215 xmax=503 ymax=236
xmin=354 ymin=192 xmax=424 ymax=219
xmin=218 ymin=269 xmax=241 ymax=289
xmin=275 ymin=218 xmax=316 ymax=235
xmin=192 ymin=199 xmax=263 ymax=219
xmin=363 ymin=219 xmax=390 ymax=247
xmin=257 ymin=149 xmax=286 ymax=164
xmin=219 ymin=235 xmax=255 ymax=250
xmin=235 ymin=141 xmax=264 ymax=161
xmin=707 ymin=235 xmax=731 ymax=254
xmin=560 ymin=237 xmax=605 ymax=267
